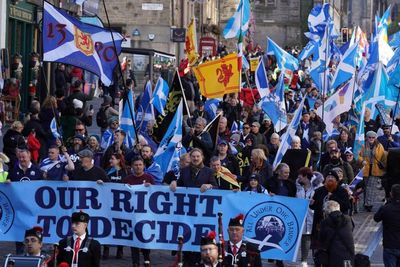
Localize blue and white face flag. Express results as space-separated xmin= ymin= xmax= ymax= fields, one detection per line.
xmin=255 ymin=59 xmax=269 ymax=99
xmin=151 ymin=77 xmax=170 ymax=116
xmin=43 ymin=1 xmax=123 ymax=86
xmin=50 ymin=117 xmax=61 ymax=139
xmin=119 ymin=89 xmax=136 ymax=148
xmin=223 ymin=0 xmax=250 ymax=39
xmin=273 ymin=97 xmax=306 ymax=169
xmin=267 ymin=37 xmax=299 ymax=72
xmin=260 ymin=73 xmax=287 ymax=133
xmin=154 ymin=99 xmax=183 ymax=176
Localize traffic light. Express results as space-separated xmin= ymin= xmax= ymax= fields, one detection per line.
xmin=341 ymin=28 xmax=349 ymax=43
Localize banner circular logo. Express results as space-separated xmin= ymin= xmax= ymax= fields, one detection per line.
xmin=0 ymin=191 xmax=15 ymax=234
xmin=243 ymin=201 xmax=300 ymax=253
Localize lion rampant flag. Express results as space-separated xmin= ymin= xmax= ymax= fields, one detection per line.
xmin=193 ymin=53 xmax=240 ymax=98
xmin=185 ymin=18 xmax=198 ymax=66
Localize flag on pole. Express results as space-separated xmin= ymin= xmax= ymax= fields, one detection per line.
xmin=154 ymin=99 xmax=183 ymax=176
xmin=204 ymin=98 xmax=221 ymax=118
xmin=259 ymin=73 xmax=287 ymax=132
xmin=266 ymin=37 xmax=299 ymax=72
xmin=273 ymin=97 xmax=306 ymax=169
xmin=151 ymin=77 xmax=169 ymax=116
xmin=185 ymin=18 xmax=199 ymax=66
xmin=317 ymin=78 xmax=354 ymax=135
xmin=255 ymin=59 xmax=269 ymax=99
xmin=298 ymin=41 xmax=318 ymax=61
xmin=136 ymin=81 xmax=154 ymax=132
xmin=307 ymin=3 xmax=330 ymax=35
xmin=119 ymin=89 xmax=136 ymax=148
xmin=50 ymin=118 xmax=62 ymax=139
xmin=193 ymin=53 xmax=240 ymax=98
xmin=203 ymin=113 xmax=222 ymax=152
xmin=43 ymin=1 xmax=123 ymax=86
xmin=223 ymin=0 xmax=250 ymax=39
xmin=330 ymin=42 xmax=359 ymax=91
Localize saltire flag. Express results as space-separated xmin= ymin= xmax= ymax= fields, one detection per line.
xmin=322 ymin=128 xmax=340 ymax=142
xmin=298 ymin=41 xmax=318 ymax=61
xmin=317 ymin=78 xmax=354 ymax=135
xmin=119 ymin=89 xmax=136 ymax=148
xmin=223 ymin=0 xmax=250 ymax=39
xmin=154 ymin=99 xmax=183 ymax=176
xmin=272 ymin=97 xmax=306 ymax=169
xmin=386 ymin=47 xmax=400 ymax=75
xmin=185 ymin=18 xmax=199 ymax=66
xmin=43 ymin=1 xmax=123 ymax=86
xmin=136 ymin=81 xmax=155 ymax=132
xmin=389 ymin=31 xmax=400 ymax=48
xmin=307 ymin=3 xmax=330 ymax=35
xmin=377 ymin=5 xmax=392 ymax=43
xmin=193 ymin=53 xmax=240 ymax=98
xmin=255 ymin=59 xmax=269 ymax=99
xmin=266 ymin=37 xmax=299 ymax=72
xmin=202 ymin=113 xmax=222 ymax=151
xmin=204 ymin=98 xmax=221 ymax=118
xmin=231 ymin=121 xmax=243 ymax=134
xmin=152 ymin=71 xmax=183 ymax=144
xmin=50 ymin=117 xmax=62 ymax=139
xmin=330 ymin=42 xmax=358 ymax=91
xmin=151 ymin=77 xmax=169 ymax=116
xmin=259 ymin=73 xmax=287 ymax=132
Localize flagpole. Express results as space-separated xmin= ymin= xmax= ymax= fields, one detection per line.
xmin=390 ymin=85 xmax=400 ymax=136
xmin=102 ymin=0 xmax=139 ymax=145
xmin=350 ymin=66 xmax=359 ymax=101
xmin=176 ymin=69 xmax=192 ymax=119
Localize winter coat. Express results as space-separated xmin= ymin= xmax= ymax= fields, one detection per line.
xmin=358 ymin=142 xmax=387 ymax=177
xmin=319 ymin=211 xmax=355 ymax=267
xmin=296 ymin=182 xmax=315 ymax=234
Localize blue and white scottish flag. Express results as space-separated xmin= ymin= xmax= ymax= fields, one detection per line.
xmin=204 ymin=98 xmax=221 ymax=118
xmin=151 ymin=77 xmax=170 ymax=116
xmin=136 ymin=81 xmax=155 ymax=132
xmin=223 ymin=0 xmax=250 ymax=39
xmin=298 ymin=41 xmax=318 ymax=61
xmin=255 ymin=59 xmax=269 ymax=99
xmin=50 ymin=117 xmax=61 ymax=139
xmin=267 ymin=37 xmax=299 ymax=72
xmin=119 ymin=90 xmax=136 ymax=148
xmin=43 ymin=1 xmax=123 ymax=86
xmin=331 ymin=42 xmax=358 ymax=91
xmin=308 ymin=3 xmax=330 ymax=35
xmin=273 ymin=97 xmax=306 ymax=169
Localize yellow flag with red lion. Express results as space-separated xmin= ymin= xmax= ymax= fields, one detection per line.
xmin=185 ymin=18 xmax=199 ymax=66
xmin=193 ymin=53 xmax=240 ymax=98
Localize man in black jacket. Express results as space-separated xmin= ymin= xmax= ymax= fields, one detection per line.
xmin=57 ymin=211 xmax=101 ymax=267
xmin=374 ymin=184 xmax=400 ymax=267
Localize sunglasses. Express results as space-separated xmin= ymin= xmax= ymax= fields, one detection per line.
xmin=75 ymin=128 xmax=85 ymax=132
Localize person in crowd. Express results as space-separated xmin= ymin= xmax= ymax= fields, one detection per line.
xmin=85 ymin=135 xmax=104 ymax=167
xmin=182 ymin=117 xmax=213 ymax=157
xmin=192 ymin=100 xmax=210 ymax=123
xmin=57 ymin=211 xmax=101 ymax=267
xmin=39 ymin=95 xmax=58 ymax=142
xmin=239 ymin=122 xmax=254 ymax=144
xmin=7 ymin=149 xmax=42 ymax=182
xmin=374 ymin=184 xmax=400 ymax=267
xmin=221 ymin=94 xmax=241 ymax=129
xmin=251 ymin=122 xmax=267 ymax=146
xmin=216 ymin=139 xmax=240 ymax=176
xmin=22 ymin=226 xmax=49 ymax=260
xmin=218 ymin=116 xmax=231 ymax=142
xmin=224 ymin=214 xmax=262 ymax=267
xmin=284 ymin=90 xmax=296 ymax=113
xmin=67 ymin=80 xmax=95 ymax=111
xmin=296 ymin=110 xmax=314 ymax=149
xmin=102 ymin=129 xmax=130 ymax=169
xmin=3 ymin=121 xmax=25 ymax=171
xmin=358 ymin=130 xmax=387 ymax=212
xmin=140 ymin=145 xmax=163 ymax=185
xmin=55 ymin=63 xmax=70 ymax=95
xmin=309 ymin=131 xmax=322 ymax=170
xmin=100 ymin=117 xmax=119 ymax=150
xmin=336 ymin=127 xmax=354 ymax=152
xmin=237 ymin=135 xmax=254 ymax=175
xmin=97 ymin=95 xmax=119 ymax=134
xmin=267 ymin=133 xmax=280 ymax=163
xmin=27 ymin=129 xmax=40 ymax=164
xmin=282 ymin=135 xmax=311 ymax=181
xmin=106 ymin=153 xmax=128 ymax=183
xmin=122 ymin=156 xmax=153 ymax=267
xmin=364 ymin=108 xmax=379 ymax=134
xmin=70 ymin=149 xmax=109 ymax=183
xmin=268 ymin=163 xmax=296 ymax=197
xmin=310 ymin=170 xmax=350 ymax=255
xmin=73 ymin=121 xmax=89 ymax=141
xmin=242 ymin=148 xmax=273 ymax=189
xmin=40 ymin=145 xmax=74 ymax=181
xmin=318 ymin=200 xmax=355 ymax=267
xmin=209 ymin=156 xmax=240 ymax=190
xmin=67 ymin=134 xmax=86 ymax=165
xmin=260 ymin=116 xmax=274 ymax=144
xmin=199 ymin=231 xmax=220 ymax=267
xmin=322 ymin=147 xmax=354 ymax=184
xmin=162 ymin=153 xmax=191 ymax=185
xmin=377 ymin=124 xmax=400 ymax=150
xmin=319 ymin=140 xmax=339 ymax=171
xmin=243 ymin=173 xmax=269 ymax=194
xmin=343 ymin=147 xmax=361 ymax=176
xmin=296 ymin=167 xmax=315 ymax=267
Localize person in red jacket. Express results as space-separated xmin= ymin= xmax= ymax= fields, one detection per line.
xmin=27 ymin=129 xmax=41 ymax=164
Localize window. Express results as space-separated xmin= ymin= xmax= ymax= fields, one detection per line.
xmin=266 ymin=0 xmax=276 ymax=7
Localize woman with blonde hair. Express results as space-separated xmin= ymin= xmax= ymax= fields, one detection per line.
xmin=243 ymin=148 xmax=273 ymax=189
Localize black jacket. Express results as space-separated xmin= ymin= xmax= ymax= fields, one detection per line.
xmin=57 ymin=235 xmax=101 ymax=267
xmin=319 ymin=211 xmax=355 ymax=267
xmin=223 ymin=241 xmax=262 ymax=267
xmin=374 ymin=199 xmax=400 ymax=249
xmin=178 ymin=166 xmax=218 ymax=189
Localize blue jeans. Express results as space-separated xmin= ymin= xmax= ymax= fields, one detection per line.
xmin=383 ymin=248 xmax=400 ymax=267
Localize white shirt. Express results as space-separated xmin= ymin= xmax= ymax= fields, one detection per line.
xmin=229 ymin=240 xmax=243 ymax=253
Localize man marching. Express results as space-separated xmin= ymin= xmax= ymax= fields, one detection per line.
xmin=23 ymin=226 xmax=52 ymax=266
xmin=224 ymin=214 xmax=262 ymax=267
xmin=199 ymin=231 xmax=222 ymax=267
xmin=57 ymin=211 xmax=101 ymax=267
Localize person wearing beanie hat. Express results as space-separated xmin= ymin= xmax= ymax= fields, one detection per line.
xmin=23 ymin=226 xmax=46 ymax=257
xmin=224 ymin=214 xmax=262 ymax=267
xmin=199 ymin=231 xmax=219 ymax=267
xmin=57 ymin=211 xmax=101 ymax=267
xmin=358 ymin=128 xmax=387 ymax=212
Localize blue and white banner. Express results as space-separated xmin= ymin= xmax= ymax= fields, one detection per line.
xmin=0 ymin=182 xmax=308 ymax=261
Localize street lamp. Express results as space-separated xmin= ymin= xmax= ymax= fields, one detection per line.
xmin=132 ymin=29 xmax=141 ymax=37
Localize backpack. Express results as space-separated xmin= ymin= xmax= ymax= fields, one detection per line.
xmin=96 ymin=106 xmax=109 ymax=128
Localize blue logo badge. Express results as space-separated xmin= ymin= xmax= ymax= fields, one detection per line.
xmin=243 ymin=201 xmax=300 ymax=253
xmin=0 ymin=191 xmax=15 ymax=234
